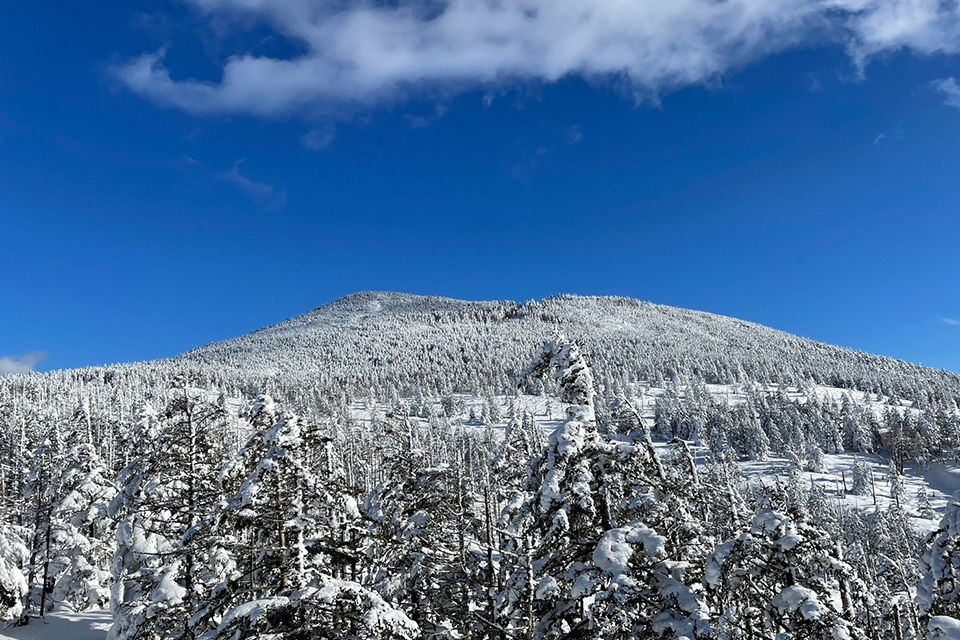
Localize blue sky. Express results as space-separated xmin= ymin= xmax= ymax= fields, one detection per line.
xmin=2 ymin=0 xmax=960 ymax=374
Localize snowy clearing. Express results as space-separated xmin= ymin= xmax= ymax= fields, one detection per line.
xmin=0 ymin=611 xmax=110 ymax=640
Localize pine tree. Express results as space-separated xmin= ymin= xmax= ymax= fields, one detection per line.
xmin=20 ymin=431 xmax=64 ymax=623
xmin=47 ymin=438 xmax=116 ymax=611
xmin=888 ymin=461 xmax=905 ymax=510
xmin=918 ymin=486 xmax=935 ymax=519
xmin=200 ymin=404 xmax=416 ymax=640
xmin=850 ymin=457 xmax=872 ymax=496
xmin=368 ymin=452 xmax=480 ymax=638
xmin=109 ymin=387 xmax=231 ymax=640
xmin=502 ymin=336 xmax=714 ymax=639
xmin=919 ymin=492 xmax=960 ymax=621
xmin=0 ymin=521 xmax=28 ymax=621
xmin=804 ymin=440 xmax=825 ymax=473
xmin=842 ymin=395 xmax=872 ymax=453
xmin=706 ymin=507 xmax=868 ymax=639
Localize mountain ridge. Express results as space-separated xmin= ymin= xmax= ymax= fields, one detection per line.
xmin=171 ymin=291 xmax=960 ymax=402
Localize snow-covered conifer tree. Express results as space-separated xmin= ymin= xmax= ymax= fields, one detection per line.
xmin=20 ymin=432 xmax=64 ymax=622
xmin=47 ymin=437 xmax=116 ymax=611
xmin=109 ymin=387 xmax=231 ymax=640
xmin=706 ymin=507 xmax=868 ymax=639
xmin=919 ymin=486 xmax=935 ymax=519
xmin=919 ymin=492 xmax=960 ymax=622
xmin=888 ymin=461 xmax=906 ymax=509
xmin=200 ymin=401 xmax=415 ymax=639
xmin=851 ymin=457 xmax=872 ymax=496
xmin=0 ymin=522 xmax=28 ymax=621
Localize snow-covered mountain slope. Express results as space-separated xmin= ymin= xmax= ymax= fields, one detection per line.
xmin=176 ymin=292 xmax=960 ymax=402
xmin=4 ymin=301 xmax=960 ymax=640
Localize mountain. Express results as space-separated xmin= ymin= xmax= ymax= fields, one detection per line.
xmin=173 ymin=291 xmax=960 ymax=403
xmin=4 ymin=293 xmax=960 ymax=640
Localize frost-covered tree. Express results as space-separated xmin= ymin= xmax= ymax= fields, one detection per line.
xmin=20 ymin=432 xmax=64 ymax=622
xmin=804 ymin=440 xmax=826 ymax=473
xmin=47 ymin=438 xmax=116 ymax=611
xmin=706 ymin=507 xmax=867 ymax=639
xmin=851 ymin=457 xmax=872 ymax=497
xmin=199 ymin=403 xmax=416 ymax=640
xmin=918 ymin=486 xmax=935 ymax=519
xmin=0 ymin=522 xmax=28 ymax=621
xmin=919 ymin=492 xmax=960 ymax=622
xmin=842 ymin=395 xmax=873 ymax=453
xmin=109 ymin=388 xmax=231 ymax=640
xmin=498 ymin=335 xmax=612 ymax=637
xmin=888 ymin=461 xmax=906 ymax=510
xmin=367 ymin=453 xmax=481 ymax=638
xmin=501 ymin=336 xmax=713 ymax=639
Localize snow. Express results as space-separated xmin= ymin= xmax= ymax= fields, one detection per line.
xmin=148 ymin=566 xmax=186 ymax=607
xmin=213 ymin=596 xmax=287 ymax=633
xmin=535 ymin=576 xmax=559 ymax=600
xmin=923 ymin=464 xmax=960 ymax=498
xmin=704 ymin=538 xmax=736 ymax=589
xmin=772 ymin=585 xmax=829 ymax=621
xmin=594 ymin=522 xmax=666 ymax=577
xmin=348 ymin=382 xmax=959 ymax=536
xmin=929 ymin=616 xmax=960 ymax=640
xmin=0 ymin=610 xmax=111 ymax=640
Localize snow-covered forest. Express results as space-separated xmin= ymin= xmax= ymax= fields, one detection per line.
xmin=3 ymin=293 xmax=960 ymax=639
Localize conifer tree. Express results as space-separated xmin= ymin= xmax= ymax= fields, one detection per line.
xmin=109 ymin=386 xmax=231 ymax=640
xmin=0 ymin=522 xmax=28 ymax=621
xmin=851 ymin=457 xmax=872 ymax=496
xmin=200 ymin=403 xmax=416 ymax=640
xmin=706 ymin=506 xmax=868 ymax=639
xmin=47 ymin=437 xmax=116 ymax=611
xmin=919 ymin=492 xmax=960 ymax=622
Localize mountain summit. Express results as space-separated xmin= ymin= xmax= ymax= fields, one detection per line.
xmin=176 ymin=292 xmax=959 ymax=401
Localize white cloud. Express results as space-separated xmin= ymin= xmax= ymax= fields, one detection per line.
xmin=943 ymin=317 xmax=960 ymax=326
xmin=0 ymin=352 xmax=47 ymax=375
xmin=565 ymin=125 xmax=583 ymax=144
xmin=403 ymin=104 xmax=449 ymax=129
xmin=301 ymin=125 xmax=336 ymax=150
xmin=112 ymin=0 xmax=960 ymax=118
xmin=222 ymin=160 xmax=286 ymax=211
xmin=873 ymin=120 xmax=904 ymax=145
xmin=934 ymin=77 xmax=960 ymax=108
xmin=511 ymin=146 xmax=548 ymax=180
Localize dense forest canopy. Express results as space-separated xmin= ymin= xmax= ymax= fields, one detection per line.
xmin=2 ymin=294 xmax=960 ymax=639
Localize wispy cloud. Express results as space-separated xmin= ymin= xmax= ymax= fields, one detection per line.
xmin=934 ymin=77 xmax=960 ymax=109
xmin=403 ymin=105 xmax=449 ymax=129
xmin=511 ymin=146 xmax=548 ymax=181
xmin=301 ymin=125 xmax=336 ymax=150
xmin=112 ymin=0 xmax=960 ymax=119
xmin=565 ymin=125 xmax=584 ymax=144
xmin=0 ymin=352 xmax=47 ymax=375
xmin=222 ymin=160 xmax=286 ymax=211
xmin=873 ymin=121 xmax=904 ymax=146
xmin=943 ymin=317 xmax=960 ymax=326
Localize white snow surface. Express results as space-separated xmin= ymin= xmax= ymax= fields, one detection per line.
xmin=0 ymin=610 xmax=110 ymax=640
xmin=929 ymin=616 xmax=960 ymax=640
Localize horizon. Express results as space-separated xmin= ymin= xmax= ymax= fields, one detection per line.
xmin=3 ymin=1 xmax=960 ymax=374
